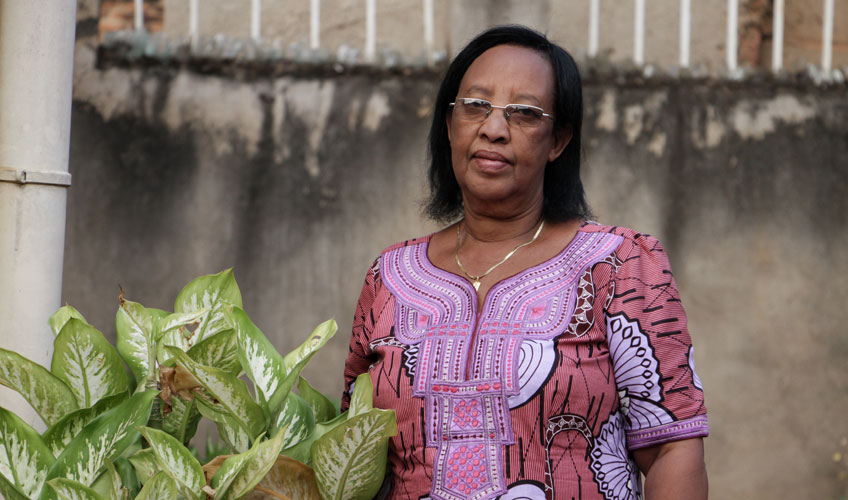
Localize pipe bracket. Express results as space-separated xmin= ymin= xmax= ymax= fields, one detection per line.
xmin=0 ymin=166 xmax=72 ymax=187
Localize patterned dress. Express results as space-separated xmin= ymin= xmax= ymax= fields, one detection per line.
xmin=342 ymin=222 xmax=709 ymax=500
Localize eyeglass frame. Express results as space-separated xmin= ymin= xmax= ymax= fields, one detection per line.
xmin=448 ymin=97 xmax=554 ymax=127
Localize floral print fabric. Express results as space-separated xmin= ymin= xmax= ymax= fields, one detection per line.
xmin=342 ymin=223 xmax=708 ymax=500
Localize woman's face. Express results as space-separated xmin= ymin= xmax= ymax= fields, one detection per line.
xmin=447 ymin=44 xmax=570 ymax=216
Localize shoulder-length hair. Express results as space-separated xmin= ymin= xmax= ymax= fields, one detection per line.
xmin=425 ymin=25 xmax=590 ymax=223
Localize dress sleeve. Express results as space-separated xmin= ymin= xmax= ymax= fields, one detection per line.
xmin=604 ymin=234 xmax=709 ymax=450
xmin=341 ymin=260 xmax=379 ymax=411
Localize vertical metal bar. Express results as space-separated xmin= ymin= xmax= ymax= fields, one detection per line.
xmin=588 ymin=0 xmax=600 ymax=57
xmin=772 ymin=0 xmax=784 ymax=71
xmin=311 ymin=0 xmax=321 ymax=50
xmin=251 ymin=0 xmax=261 ymax=41
xmin=134 ymin=0 xmax=144 ymax=31
xmin=680 ymin=0 xmax=691 ymax=67
xmin=822 ymin=0 xmax=834 ymax=71
xmin=423 ymin=0 xmax=435 ymax=65
xmin=726 ymin=0 xmax=738 ymax=70
xmin=189 ymin=0 xmax=199 ymax=46
xmin=634 ymin=0 xmax=645 ymax=65
xmin=365 ymin=0 xmax=376 ymax=62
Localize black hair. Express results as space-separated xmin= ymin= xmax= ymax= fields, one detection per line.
xmin=425 ymin=25 xmax=591 ymax=223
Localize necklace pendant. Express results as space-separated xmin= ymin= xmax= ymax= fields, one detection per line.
xmin=472 ymin=280 xmax=481 ymax=291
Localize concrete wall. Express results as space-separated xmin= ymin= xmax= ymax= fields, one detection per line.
xmin=68 ymin=0 xmax=848 ymax=498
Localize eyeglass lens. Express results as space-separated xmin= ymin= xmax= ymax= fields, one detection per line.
xmin=453 ymin=99 xmax=545 ymax=127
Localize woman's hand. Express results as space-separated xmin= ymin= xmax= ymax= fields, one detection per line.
xmin=632 ymin=438 xmax=708 ymax=500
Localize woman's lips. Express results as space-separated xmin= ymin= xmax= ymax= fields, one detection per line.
xmin=472 ymin=150 xmax=510 ymax=172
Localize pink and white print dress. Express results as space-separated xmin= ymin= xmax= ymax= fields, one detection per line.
xmin=342 ymin=222 xmax=708 ymax=500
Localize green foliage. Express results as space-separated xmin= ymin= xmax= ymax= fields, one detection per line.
xmin=0 ymin=349 xmax=78 ymax=427
xmin=298 ymin=377 xmax=337 ymax=424
xmin=48 ymin=306 xmax=86 ymax=337
xmin=0 ymin=408 xmax=54 ymax=499
xmin=136 ymin=427 xmax=204 ymax=500
xmin=0 ymin=269 xmax=395 ymax=500
xmin=51 ymin=319 xmax=129 ymax=409
xmin=210 ymin=426 xmax=288 ymax=500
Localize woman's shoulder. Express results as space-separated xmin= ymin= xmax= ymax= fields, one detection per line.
xmin=579 ymin=221 xmax=669 ymax=259
xmin=376 ymin=234 xmax=433 ymax=256
xmin=580 ymin=221 xmax=664 ymax=244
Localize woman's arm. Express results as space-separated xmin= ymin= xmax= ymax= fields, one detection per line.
xmin=632 ymin=438 xmax=708 ymax=500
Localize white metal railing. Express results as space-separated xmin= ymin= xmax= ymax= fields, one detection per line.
xmin=588 ymin=0 xmax=599 ymax=57
xmin=772 ymin=0 xmax=785 ymax=71
xmin=365 ymin=0 xmax=376 ymax=62
xmin=726 ymin=0 xmax=739 ymax=70
xmin=822 ymin=0 xmax=834 ymax=70
xmin=310 ymin=0 xmax=320 ymax=50
xmin=126 ymin=0 xmax=840 ymax=75
xmin=633 ymin=0 xmax=645 ymax=66
xmin=679 ymin=0 xmax=690 ymax=68
xmin=251 ymin=0 xmax=261 ymax=41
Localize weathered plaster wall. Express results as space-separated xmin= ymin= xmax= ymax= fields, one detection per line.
xmin=68 ymin=1 xmax=848 ymax=498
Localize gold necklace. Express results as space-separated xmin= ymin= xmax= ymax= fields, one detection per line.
xmin=455 ymin=219 xmax=545 ymax=291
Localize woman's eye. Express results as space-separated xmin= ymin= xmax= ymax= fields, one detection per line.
xmin=466 ymin=100 xmax=488 ymax=108
xmin=513 ymin=106 xmax=538 ymax=117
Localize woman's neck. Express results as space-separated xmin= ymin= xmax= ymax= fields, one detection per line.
xmin=461 ymin=207 xmax=544 ymax=244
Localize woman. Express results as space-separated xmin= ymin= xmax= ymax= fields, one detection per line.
xmin=343 ymin=25 xmax=708 ymax=500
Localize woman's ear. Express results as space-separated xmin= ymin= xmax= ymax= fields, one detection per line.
xmin=548 ymin=125 xmax=572 ymax=163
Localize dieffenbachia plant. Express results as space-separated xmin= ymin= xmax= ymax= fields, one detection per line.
xmin=0 ymin=269 xmax=396 ymax=500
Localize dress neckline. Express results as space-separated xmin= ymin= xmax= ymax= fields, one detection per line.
xmin=419 ymin=224 xmax=590 ymax=311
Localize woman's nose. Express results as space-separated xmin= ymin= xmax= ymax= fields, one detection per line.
xmin=478 ymin=108 xmax=510 ymax=143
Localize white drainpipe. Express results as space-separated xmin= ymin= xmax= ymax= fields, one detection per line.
xmin=0 ymin=0 xmax=77 ymax=430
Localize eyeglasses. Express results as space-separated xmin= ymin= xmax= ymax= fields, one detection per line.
xmin=449 ymin=98 xmax=554 ymax=128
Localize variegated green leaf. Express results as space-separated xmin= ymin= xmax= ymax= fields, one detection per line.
xmin=49 ymin=305 xmax=87 ymax=336
xmin=174 ymin=269 xmax=242 ymax=346
xmin=297 ymin=377 xmax=336 ymax=423
xmin=166 ymin=347 xmax=265 ymax=441
xmin=194 ymin=397 xmax=253 ymax=454
xmin=347 ymin=373 xmax=373 ymax=419
xmin=127 ymin=448 xmax=159 ymax=486
xmin=0 ymin=474 xmax=29 ymax=500
xmin=231 ymin=308 xmax=286 ymax=409
xmin=51 ymin=319 xmax=129 ymax=408
xmin=280 ymin=412 xmax=348 ymax=466
xmin=90 ymin=460 xmax=123 ymax=500
xmin=112 ymin=458 xmax=139 ymax=499
xmin=0 ymin=407 xmax=54 ymax=499
xmin=155 ymin=310 xmax=209 ymax=366
xmin=282 ymin=319 xmax=338 ymax=373
xmin=43 ymin=393 xmax=128 ymax=458
xmin=187 ymin=329 xmax=241 ymax=375
xmin=210 ymin=426 xmax=287 ymax=500
xmin=47 ymin=478 xmax=106 ymax=500
xmin=137 ymin=427 xmax=204 ymax=500
xmin=269 ymin=319 xmax=338 ymax=412
xmin=161 ymin=394 xmax=200 ymax=446
xmin=271 ymin=392 xmax=315 ymax=450
xmin=118 ymin=438 xmax=141 ymax=461
xmin=311 ymin=408 xmax=397 ymax=500
xmin=0 ymin=348 xmax=78 ymax=427
xmin=46 ymin=389 xmax=157 ymax=488
xmin=133 ymin=471 xmax=177 ymax=500
xmin=115 ymin=300 xmax=168 ymax=387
